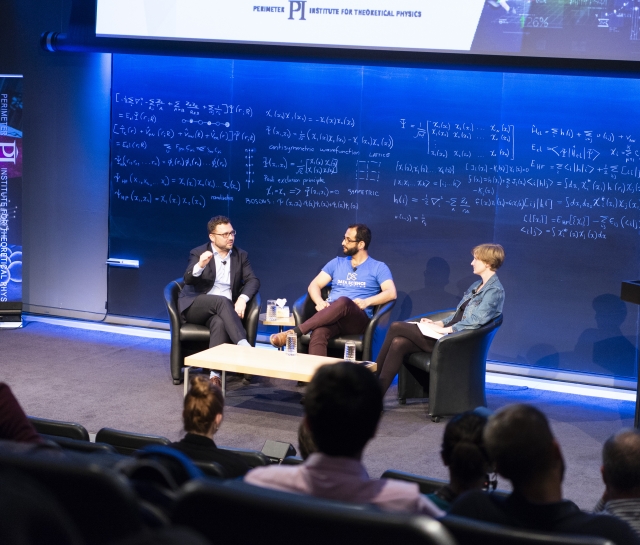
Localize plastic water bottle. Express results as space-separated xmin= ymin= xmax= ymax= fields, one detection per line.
xmin=266 ymin=300 xmax=277 ymax=321
xmin=344 ymin=340 xmax=356 ymax=362
xmin=286 ymin=330 xmax=297 ymax=356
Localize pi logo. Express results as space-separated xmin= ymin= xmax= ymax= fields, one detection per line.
xmin=0 ymin=141 xmax=18 ymax=164
xmin=288 ymin=1 xmax=307 ymax=20
xmin=347 ymin=272 xmax=358 ymax=281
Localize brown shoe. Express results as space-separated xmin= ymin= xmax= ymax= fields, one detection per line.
xmin=209 ymin=374 xmax=222 ymax=388
xmin=270 ymin=331 xmax=288 ymax=348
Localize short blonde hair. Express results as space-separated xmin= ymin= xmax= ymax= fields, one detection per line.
xmin=473 ymin=243 xmax=505 ymax=271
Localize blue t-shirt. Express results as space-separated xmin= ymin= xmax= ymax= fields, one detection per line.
xmin=322 ymin=256 xmax=393 ymax=318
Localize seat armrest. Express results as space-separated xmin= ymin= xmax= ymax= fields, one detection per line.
xmin=292 ymin=292 xmax=314 ymax=326
xmin=164 ymin=279 xmax=184 ymax=340
xmin=243 ymin=293 xmax=261 ymax=346
xmin=407 ymin=308 xmax=456 ymax=324
xmin=293 ymin=286 xmax=331 ymax=326
xmin=361 ymin=299 xmax=396 ymax=361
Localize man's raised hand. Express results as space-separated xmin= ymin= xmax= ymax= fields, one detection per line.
xmin=198 ymin=251 xmax=213 ymax=268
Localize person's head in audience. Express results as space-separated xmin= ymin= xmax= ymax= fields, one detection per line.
xmin=297 ymin=420 xmax=317 ymax=460
xmin=601 ymin=429 xmax=640 ymax=501
xmin=183 ymin=375 xmax=224 ymax=439
xmin=441 ymin=411 xmax=491 ymax=495
xmin=304 ymin=361 xmax=383 ymax=459
xmin=484 ymin=403 xmax=564 ymax=500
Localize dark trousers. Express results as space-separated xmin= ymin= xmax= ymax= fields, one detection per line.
xmin=184 ymin=294 xmax=247 ymax=347
xmin=299 ymin=296 xmax=370 ymax=357
xmin=376 ymin=321 xmax=436 ymax=394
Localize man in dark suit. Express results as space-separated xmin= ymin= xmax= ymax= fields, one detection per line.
xmin=178 ymin=216 xmax=260 ymax=378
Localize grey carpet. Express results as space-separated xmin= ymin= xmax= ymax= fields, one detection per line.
xmin=1 ymin=320 xmax=635 ymax=510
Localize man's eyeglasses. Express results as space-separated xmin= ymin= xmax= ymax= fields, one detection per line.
xmin=212 ymin=230 xmax=237 ymax=239
xmin=343 ymin=236 xmax=358 ymax=244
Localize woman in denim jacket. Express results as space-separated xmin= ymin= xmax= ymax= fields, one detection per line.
xmin=377 ymin=244 xmax=505 ymax=395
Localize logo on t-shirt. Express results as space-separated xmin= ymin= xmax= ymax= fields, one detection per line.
xmin=337 ymin=270 xmax=366 ymax=288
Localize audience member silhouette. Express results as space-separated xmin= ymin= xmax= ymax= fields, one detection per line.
xmin=0 ymin=383 xmax=42 ymax=444
xmin=245 ymin=361 xmax=443 ymax=516
xmin=428 ymin=410 xmax=492 ymax=511
xmin=595 ymin=428 xmax=640 ymax=536
xmin=170 ymin=375 xmax=249 ymax=478
xmin=449 ymin=403 xmax=639 ymax=544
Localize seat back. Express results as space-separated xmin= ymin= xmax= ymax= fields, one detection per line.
xmin=173 ymin=478 xmax=457 ymax=545
xmin=28 ymin=416 xmax=90 ymax=441
xmin=95 ymin=427 xmax=171 ymax=455
xmin=193 ymin=460 xmax=226 ymax=478
xmin=0 ymin=448 xmax=142 ymax=545
xmin=442 ymin=515 xmax=615 ymax=545
xmin=381 ymin=469 xmax=448 ymax=495
xmin=217 ymin=445 xmax=270 ymax=468
xmin=40 ymin=434 xmax=117 ymax=454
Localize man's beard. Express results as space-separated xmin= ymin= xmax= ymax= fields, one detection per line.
xmin=342 ymin=245 xmax=358 ymax=256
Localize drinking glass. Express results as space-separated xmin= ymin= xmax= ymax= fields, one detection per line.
xmin=344 ymin=340 xmax=356 ymax=362
xmin=266 ymin=299 xmax=277 ymax=321
xmin=286 ymin=330 xmax=297 ymax=356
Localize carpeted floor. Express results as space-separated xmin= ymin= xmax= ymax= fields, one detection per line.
xmin=1 ymin=320 xmax=635 ymax=510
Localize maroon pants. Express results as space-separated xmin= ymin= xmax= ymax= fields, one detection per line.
xmin=376 ymin=321 xmax=436 ymax=394
xmin=299 ymin=296 xmax=371 ymax=357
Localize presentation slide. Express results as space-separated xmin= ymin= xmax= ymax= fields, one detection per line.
xmin=96 ymin=0 xmax=640 ymax=61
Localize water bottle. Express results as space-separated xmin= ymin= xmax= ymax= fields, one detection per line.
xmin=266 ymin=299 xmax=277 ymax=321
xmin=286 ymin=330 xmax=297 ymax=356
xmin=344 ymin=340 xmax=356 ymax=362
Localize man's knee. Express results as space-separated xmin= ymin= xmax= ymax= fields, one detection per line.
xmin=333 ymin=296 xmax=352 ymax=308
xmin=310 ymin=327 xmax=333 ymax=343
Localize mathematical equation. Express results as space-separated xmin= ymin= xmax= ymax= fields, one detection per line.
xmin=110 ymin=90 xmax=640 ymax=241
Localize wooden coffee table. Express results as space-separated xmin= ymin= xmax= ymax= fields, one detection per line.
xmin=183 ymin=344 xmax=376 ymax=396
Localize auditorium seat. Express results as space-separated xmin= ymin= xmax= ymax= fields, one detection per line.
xmin=173 ymin=478 xmax=457 ymax=545
xmin=0 ymin=446 xmax=144 ymax=545
xmin=217 ymin=445 xmax=270 ymax=467
xmin=28 ymin=415 xmax=90 ymax=441
xmin=442 ymin=515 xmax=614 ymax=545
xmin=292 ymin=287 xmax=395 ymax=361
xmin=164 ymin=278 xmax=262 ymax=385
xmin=193 ymin=460 xmax=226 ymax=478
xmin=397 ymin=310 xmax=502 ymax=422
xmin=381 ymin=469 xmax=509 ymax=498
xmin=281 ymin=455 xmax=305 ymax=465
xmin=95 ymin=427 xmax=171 ymax=455
xmin=40 ymin=434 xmax=117 ymax=455
xmin=381 ymin=469 xmax=449 ymax=495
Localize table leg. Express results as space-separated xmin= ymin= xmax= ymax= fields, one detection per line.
xmin=222 ymin=370 xmax=226 ymax=397
xmin=183 ymin=366 xmax=189 ymax=397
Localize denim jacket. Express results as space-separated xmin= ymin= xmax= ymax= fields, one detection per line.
xmin=442 ymin=274 xmax=504 ymax=332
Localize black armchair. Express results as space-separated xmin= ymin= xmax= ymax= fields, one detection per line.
xmin=164 ymin=278 xmax=261 ymax=384
xmin=292 ymin=287 xmax=395 ymax=361
xmin=398 ymin=310 xmax=502 ymax=422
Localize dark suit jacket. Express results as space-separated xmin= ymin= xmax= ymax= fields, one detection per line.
xmin=177 ymin=243 xmax=260 ymax=317
xmin=170 ymin=433 xmax=251 ymax=479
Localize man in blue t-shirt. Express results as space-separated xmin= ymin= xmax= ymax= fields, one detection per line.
xmin=270 ymin=224 xmax=397 ymax=357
